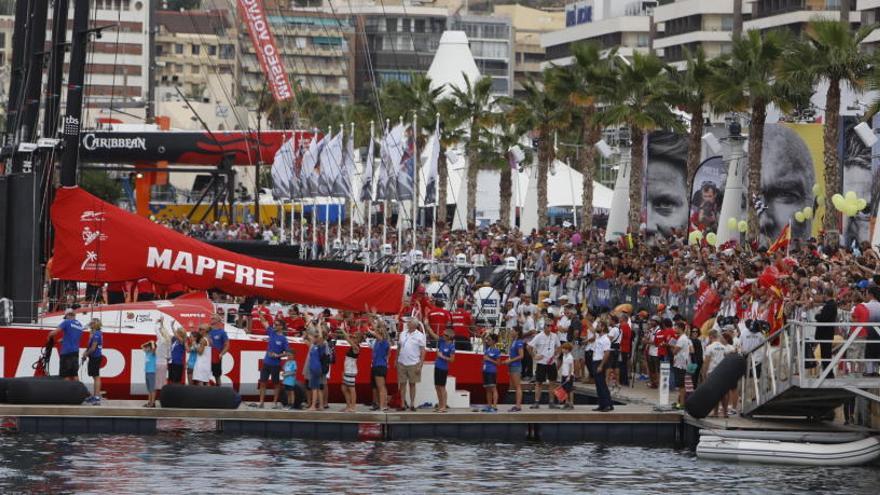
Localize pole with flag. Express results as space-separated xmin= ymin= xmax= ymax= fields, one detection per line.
xmin=382 ymin=119 xmax=390 ymax=248
xmin=348 ymin=122 xmax=355 ymax=248
xmin=337 ymin=124 xmax=344 ymax=243
xmin=365 ymin=120 xmax=375 ymax=264
xmin=427 ymin=113 xmax=440 ymax=261
xmin=767 ymin=221 xmax=791 ymax=255
xmin=411 ymin=112 xmax=418 ymax=250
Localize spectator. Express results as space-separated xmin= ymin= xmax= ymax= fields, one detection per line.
xmin=671 ymin=322 xmax=693 ymax=410
xmin=339 ymin=325 xmax=362 ymax=413
xmin=142 ymin=341 xmax=158 ymax=408
xmin=505 ymin=327 xmax=525 ymax=412
xmin=207 ymin=314 xmax=230 ymax=387
xmin=481 ymin=334 xmax=501 ymax=413
xmin=282 ymin=350 xmax=299 ymax=410
xmin=369 ymin=317 xmax=391 ymax=412
xmin=701 ymin=329 xmax=729 ymax=417
xmin=395 ymin=319 xmax=426 ymax=412
xmin=425 ymin=323 xmax=456 ymax=413
xmin=529 ymin=323 xmax=561 ymax=409
xmin=253 ymin=315 xmax=289 ymax=409
xmin=82 ymin=318 xmax=103 ymax=404
xmin=559 ymin=342 xmax=575 ymax=409
xmin=593 ymin=324 xmax=614 ymax=412
xmin=48 ymin=309 xmax=83 ymax=382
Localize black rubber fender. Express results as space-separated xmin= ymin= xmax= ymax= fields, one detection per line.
xmin=159 ymin=383 xmax=239 ymax=409
xmin=685 ymin=354 xmax=746 ymax=419
xmin=5 ymin=377 xmax=89 ymax=405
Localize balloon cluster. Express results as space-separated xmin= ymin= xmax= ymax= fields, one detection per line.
xmin=794 ymin=206 xmax=814 ymax=223
xmin=831 ymin=191 xmax=867 ymax=218
xmin=689 ymin=230 xmax=719 ymax=246
xmin=726 ymin=217 xmax=748 ymax=233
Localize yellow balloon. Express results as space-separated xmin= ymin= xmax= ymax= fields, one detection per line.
xmin=803 ymin=206 xmax=813 ymax=219
xmin=845 ymin=191 xmax=858 ymax=202
xmin=706 ymin=232 xmax=717 ymax=246
xmin=847 ymin=205 xmax=859 ymax=217
xmin=727 ymin=217 xmax=738 ymax=230
xmin=795 ymin=211 xmax=805 ymax=223
xmin=812 ymin=184 xmax=822 ymax=197
xmin=857 ymin=198 xmax=868 ymax=210
xmin=832 ymin=194 xmax=845 ymax=211
xmin=738 ymin=220 xmax=748 ymax=233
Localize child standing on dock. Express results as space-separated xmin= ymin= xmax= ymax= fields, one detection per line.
xmin=559 ymin=342 xmax=575 ymax=409
xmin=482 ymin=334 xmax=501 ymax=413
xmin=282 ymin=350 xmax=299 ymax=410
xmin=82 ymin=319 xmax=103 ymax=404
xmin=142 ymin=341 xmax=157 ymax=408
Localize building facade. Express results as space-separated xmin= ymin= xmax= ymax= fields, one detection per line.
xmin=494 ymin=5 xmax=564 ymax=98
xmin=744 ymin=0 xmax=859 ymax=34
xmin=541 ymin=7 xmax=653 ymax=66
xmin=448 ymin=14 xmax=514 ymax=97
xmin=654 ymin=0 xmax=737 ymax=65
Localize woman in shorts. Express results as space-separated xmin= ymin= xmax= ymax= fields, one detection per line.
xmin=368 ymin=317 xmax=391 ymax=411
xmin=505 ymin=327 xmax=525 ymax=411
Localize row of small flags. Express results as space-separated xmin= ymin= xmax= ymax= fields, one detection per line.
xmin=271 ymin=121 xmax=441 ymax=205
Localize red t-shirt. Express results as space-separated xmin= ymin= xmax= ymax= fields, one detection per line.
xmin=250 ymin=306 xmax=273 ymax=334
xmin=450 ymin=310 xmax=473 ymax=338
xmin=655 ymin=327 xmax=676 ymax=357
xmin=427 ymin=308 xmax=452 ymax=335
xmin=136 ymin=278 xmax=154 ymax=295
xmin=283 ymin=315 xmax=306 ymax=335
xmin=620 ymin=321 xmax=633 ymax=353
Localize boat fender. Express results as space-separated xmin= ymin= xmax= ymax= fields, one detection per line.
xmin=685 ymin=354 xmax=746 ymax=418
xmin=159 ymin=383 xmax=239 ymax=409
xmin=5 ymin=377 xmax=89 ymax=405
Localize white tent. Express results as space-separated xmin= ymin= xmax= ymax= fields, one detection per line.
xmin=514 ymin=160 xmax=613 ymax=209
xmin=426 ymin=31 xmax=482 ymax=99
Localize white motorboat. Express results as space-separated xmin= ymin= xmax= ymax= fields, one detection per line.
xmin=697 ymin=434 xmax=880 ymax=466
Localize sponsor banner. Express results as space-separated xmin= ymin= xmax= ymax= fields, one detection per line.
xmin=645 ymin=131 xmax=689 ymax=237
xmin=78 ymin=130 xmax=309 ymax=166
xmin=51 ymin=187 xmax=406 ymax=314
xmin=238 ymin=0 xmax=293 ymax=102
xmin=841 ymin=115 xmax=880 ymax=245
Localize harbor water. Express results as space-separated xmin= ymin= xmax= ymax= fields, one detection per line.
xmin=0 ymin=432 xmax=877 ymax=494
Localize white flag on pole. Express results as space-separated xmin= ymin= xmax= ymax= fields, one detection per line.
xmin=301 ymin=132 xmax=325 ymax=198
xmin=270 ymin=137 xmax=294 ymax=199
xmin=361 ymin=135 xmax=375 ymax=201
xmin=318 ymin=131 xmax=343 ymax=197
xmin=424 ymin=121 xmax=440 ymax=205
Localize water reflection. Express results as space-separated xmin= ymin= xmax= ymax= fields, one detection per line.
xmin=0 ymin=434 xmax=876 ymax=494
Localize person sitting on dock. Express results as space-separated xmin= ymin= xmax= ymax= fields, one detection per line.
xmin=82 ymin=318 xmax=103 ymax=404
xmin=48 ymin=308 xmax=84 ymax=382
xmin=529 ymin=321 xmax=561 ymax=409
xmin=253 ymin=315 xmax=290 ymax=409
xmin=395 ymin=319 xmax=426 ymax=412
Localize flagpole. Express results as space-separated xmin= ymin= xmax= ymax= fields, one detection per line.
xmin=412 ymin=112 xmax=418 ymax=251
xmin=324 ymin=126 xmax=331 ymax=255
xmin=382 ymin=119 xmax=389 ymax=249
xmin=367 ymin=120 xmax=374 ymax=266
xmin=431 ymin=113 xmax=439 ymax=261
xmin=311 ymin=198 xmax=317 ymax=260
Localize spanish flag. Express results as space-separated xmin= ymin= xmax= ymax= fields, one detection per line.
xmin=767 ymin=223 xmax=791 ymax=254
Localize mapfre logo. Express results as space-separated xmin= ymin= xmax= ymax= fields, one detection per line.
xmin=80 ymin=210 xmax=106 ymax=222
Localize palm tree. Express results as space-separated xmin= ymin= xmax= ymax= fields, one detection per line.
xmin=473 ymin=119 xmax=533 ymax=228
xmin=503 ymin=74 xmax=572 ymax=229
xmin=547 ymin=42 xmax=614 ymax=230
xmin=709 ymin=29 xmax=804 ymax=241
xmin=781 ymin=20 xmax=876 ymax=241
xmin=666 ymin=47 xmax=721 ymax=193
xmin=596 ymin=51 xmax=681 ymax=235
xmin=448 ymin=74 xmax=495 ymax=228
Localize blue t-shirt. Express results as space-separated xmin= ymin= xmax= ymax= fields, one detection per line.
xmin=264 ymin=330 xmax=289 ymax=366
xmin=483 ymin=347 xmax=501 ymax=373
xmin=436 ymin=338 xmax=456 ymax=371
xmin=308 ymin=345 xmax=323 ymax=374
xmin=87 ymin=330 xmax=103 ymax=359
xmin=145 ymin=350 xmax=157 ymax=373
xmin=58 ymin=319 xmax=84 ymax=355
xmin=508 ymin=339 xmax=524 ymax=369
xmin=372 ymin=339 xmax=390 ymax=368
xmin=282 ymin=360 xmax=298 ymax=387
xmin=208 ymin=328 xmax=229 ymax=363
xmin=170 ymin=336 xmax=185 ymax=365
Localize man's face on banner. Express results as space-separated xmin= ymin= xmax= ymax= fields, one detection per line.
xmin=646 ymin=157 xmax=688 ymax=236
xmin=760 ymin=125 xmax=814 ymax=241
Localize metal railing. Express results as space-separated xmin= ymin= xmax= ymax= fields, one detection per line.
xmin=740 ymin=320 xmax=880 ymax=415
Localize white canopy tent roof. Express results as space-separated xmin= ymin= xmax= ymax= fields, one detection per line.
xmin=426 ymin=31 xmax=482 ymax=99
xmin=514 ymin=160 xmax=612 ymax=209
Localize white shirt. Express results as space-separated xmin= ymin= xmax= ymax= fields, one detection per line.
xmin=397 ymin=329 xmax=426 ymax=366
xmin=740 ymin=330 xmax=765 ymax=361
xmin=704 ymin=341 xmax=728 ymax=375
xmin=673 ymin=334 xmax=692 ymax=370
xmin=608 ymin=326 xmax=621 ymax=346
xmin=559 ymin=353 xmax=574 ymax=377
xmin=648 ymin=327 xmax=660 ymax=357
xmin=529 ymin=331 xmax=560 ymax=365
xmin=593 ymin=334 xmax=611 ymax=362
xmin=556 ymin=315 xmax=571 ymax=342
xmin=505 ymin=308 xmax=518 ymax=329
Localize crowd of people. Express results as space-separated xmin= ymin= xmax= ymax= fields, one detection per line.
xmin=46 ymin=218 xmax=880 ymax=418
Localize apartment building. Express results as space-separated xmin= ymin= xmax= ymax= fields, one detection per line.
xmin=0 ymin=14 xmax=11 ymax=67
xmin=494 ymin=4 xmax=564 ymax=98
xmin=154 ymin=9 xmax=238 ymax=101
xmin=448 ymin=14 xmax=515 ymax=97
xmin=541 ymin=0 xmax=654 ymax=67
xmin=858 ymin=0 xmax=880 ymax=49
xmin=744 ymin=0 xmax=859 ymax=34
xmin=654 ymin=0 xmax=738 ymax=65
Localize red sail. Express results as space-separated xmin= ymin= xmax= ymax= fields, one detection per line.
xmin=51 ymin=187 xmax=405 ymax=313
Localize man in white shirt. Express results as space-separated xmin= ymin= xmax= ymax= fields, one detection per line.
xmin=593 ymin=325 xmax=613 ymax=411
xmin=517 ymin=294 xmax=537 ymax=320
xmin=645 ymin=317 xmax=661 ymax=388
xmin=528 ymin=325 xmax=561 ymax=409
xmin=395 ymin=319 xmax=426 ymax=411
xmin=671 ymin=322 xmax=693 ymax=408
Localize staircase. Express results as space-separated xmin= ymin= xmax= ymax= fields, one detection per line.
xmin=741 ymin=321 xmax=880 ymax=419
